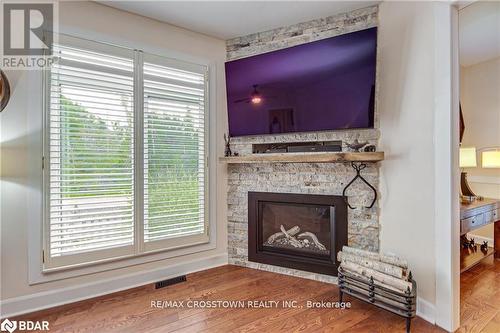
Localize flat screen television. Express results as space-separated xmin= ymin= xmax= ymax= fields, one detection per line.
xmin=225 ymin=27 xmax=377 ymax=137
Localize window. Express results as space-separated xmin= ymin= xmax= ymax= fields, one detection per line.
xmin=44 ymin=35 xmax=209 ymax=270
xmin=142 ymin=54 xmax=207 ymax=252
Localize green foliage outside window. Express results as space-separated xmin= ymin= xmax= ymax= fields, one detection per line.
xmin=58 ymin=95 xmax=202 ymax=234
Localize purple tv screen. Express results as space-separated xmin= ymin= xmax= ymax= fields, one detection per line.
xmin=225 ymin=27 xmax=377 ymax=137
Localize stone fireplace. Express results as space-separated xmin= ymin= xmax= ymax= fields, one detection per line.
xmin=227 ymin=154 xmax=379 ymax=282
xmin=225 ymin=5 xmax=379 ymax=282
xmin=248 ymin=192 xmax=347 ymax=276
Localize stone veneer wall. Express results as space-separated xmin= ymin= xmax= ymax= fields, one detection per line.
xmin=225 ymin=5 xmax=379 ymax=283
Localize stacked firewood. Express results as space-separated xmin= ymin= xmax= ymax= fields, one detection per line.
xmin=337 ymin=246 xmax=412 ymax=293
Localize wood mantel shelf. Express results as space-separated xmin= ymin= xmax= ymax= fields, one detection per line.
xmin=219 ymin=151 xmax=384 ymax=164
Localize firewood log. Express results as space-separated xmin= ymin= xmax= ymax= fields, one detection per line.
xmin=297 ymin=232 xmax=327 ymax=251
xmin=266 ymin=226 xmax=300 ymax=244
xmin=342 ymin=246 xmax=408 ymax=269
xmin=337 ymin=251 xmax=406 ymax=279
xmin=340 ymin=269 xmax=403 ymax=293
xmin=280 ymin=225 xmax=303 ymax=248
xmin=340 ymin=261 xmax=412 ymax=292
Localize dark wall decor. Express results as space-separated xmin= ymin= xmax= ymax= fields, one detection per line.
xmin=459 ymin=103 xmax=465 ymax=144
xmin=342 ymin=162 xmax=378 ymax=209
xmin=0 ymin=70 xmax=11 ymax=112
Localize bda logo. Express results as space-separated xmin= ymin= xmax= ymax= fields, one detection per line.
xmin=0 ymin=319 xmax=17 ymax=333
xmin=0 ymin=318 xmax=49 ymax=332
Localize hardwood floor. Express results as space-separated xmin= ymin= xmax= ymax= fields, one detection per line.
xmin=458 ymin=255 xmax=500 ymax=333
xmin=13 ymin=258 xmax=500 ymax=333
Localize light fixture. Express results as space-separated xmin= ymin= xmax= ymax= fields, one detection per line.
xmin=459 ymin=147 xmax=477 ymax=198
xmin=460 ymin=147 xmax=477 ymax=168
xmin=250 ymin=85 xmax=262 ymax=104
xmin=482 ymin=150 xmax=500 ymax=168
xmin=251 ymin=95 xmax=262 ymax=104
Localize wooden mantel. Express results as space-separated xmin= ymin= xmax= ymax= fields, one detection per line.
xmin=219 ymin=151 xmax=384 ymax=164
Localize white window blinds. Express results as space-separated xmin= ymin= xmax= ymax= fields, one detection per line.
xmin=143 ymin=56 xmax=207 ymax=247
xmin=48 ymin=41 xmax=135 ymax=266
xmin=45 ymin=35 xmax=209 ymax=269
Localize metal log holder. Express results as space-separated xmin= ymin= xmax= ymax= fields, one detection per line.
xmin=338 ymin=267 xmax=417 ymax=333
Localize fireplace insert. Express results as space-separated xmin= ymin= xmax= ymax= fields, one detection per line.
xmin=248 ymin=192 xmax=348 ymax=276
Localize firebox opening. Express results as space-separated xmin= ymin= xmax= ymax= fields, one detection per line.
xmin=248 ymin=192 xmax=348 ymax=276
xmin=261 ymin=202 xmax=332 ymax=258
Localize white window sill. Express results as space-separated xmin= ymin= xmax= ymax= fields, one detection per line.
xmin=31 ymin=238 xmax=216 ymax=285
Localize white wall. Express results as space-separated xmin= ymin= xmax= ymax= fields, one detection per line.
xmin=0 ymin=1 xmax=228 ymax=314
xmin=378 ymin=0 xmax=436 ymax=304
xmin=378 ymin=2 xmax=457 ymax=329
xmin=460 ymin=57 xmax=500 ymax=240
xmin=460 ymin=57 xmax=500 ymax=207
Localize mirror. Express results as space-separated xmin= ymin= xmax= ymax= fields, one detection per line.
xmin=0 ymin=70 xmax=11 ymax=112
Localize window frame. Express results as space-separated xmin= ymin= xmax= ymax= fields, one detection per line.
xmin=41 ymin=33 xmax=212 ymax=273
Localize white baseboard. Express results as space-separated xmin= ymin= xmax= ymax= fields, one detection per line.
xmin=416 ymin=297 xmax=436 ymax=325
xmin=0 ymin=253 xmax=228 ymax=319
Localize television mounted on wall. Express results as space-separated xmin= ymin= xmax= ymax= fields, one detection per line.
xmin=225 ymin=27 xmax=377 ymax=137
